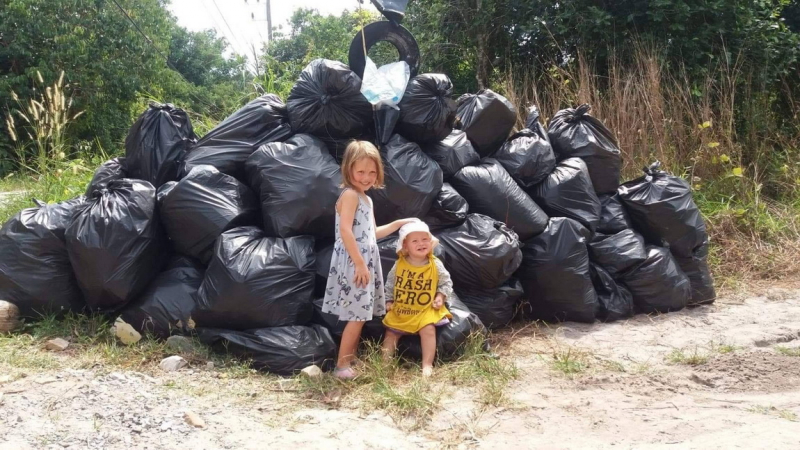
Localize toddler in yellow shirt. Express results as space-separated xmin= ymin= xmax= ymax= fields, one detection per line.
xmin=382 ymin=220 xmax=453 ymax=377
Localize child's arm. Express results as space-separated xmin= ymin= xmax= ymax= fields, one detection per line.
xmin=338 ymin=190 xmax=369 ymax=288
xmin=384 ymin=261 xmax=398 ymax=311
xmin=375 ymin=218 xmax=418 ymax=239
xmin=433 ymin=258 xmax=453 ymax=309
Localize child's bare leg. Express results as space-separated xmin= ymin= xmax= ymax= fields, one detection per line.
xmin=382 ymin=329 xmax=401 ymax=360
xmin=419 ymin=324 xmax=436 ymax=377
xmin=337 ymin=321 xmax=366 ymax=369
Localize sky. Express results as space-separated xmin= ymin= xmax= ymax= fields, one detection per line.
xmin=168 ymin=0 xmax=360 ymax=59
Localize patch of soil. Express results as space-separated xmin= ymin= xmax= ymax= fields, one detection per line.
xmin=695 ymin=352 xmax=800 ymax=392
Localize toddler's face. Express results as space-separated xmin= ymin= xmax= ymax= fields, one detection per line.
xmin=350 ymin=158 xmax=378 ymax=193
xmin=403 ymin=231 xmax=432 ymax=260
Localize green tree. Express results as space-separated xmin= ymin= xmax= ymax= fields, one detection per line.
xmin=405 ymin=0 xmax=800 ymax=91
xmin=0 ymin=0 xmax=246 ymax=170
xmin=0 ymin=0 xmax=174 ymax=156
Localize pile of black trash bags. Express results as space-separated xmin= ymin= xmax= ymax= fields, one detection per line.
xmin=0 ymin=58 xmax=714 ymax=376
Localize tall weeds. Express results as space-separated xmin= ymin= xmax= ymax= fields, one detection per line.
xmin=502 ymin=42 xmax=800 ymax=286
xmin=3 ymin=71 xmax=96 ymax=209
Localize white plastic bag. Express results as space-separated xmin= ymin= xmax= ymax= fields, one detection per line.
xmin=360 ymin=57 xmax=410 ymax=109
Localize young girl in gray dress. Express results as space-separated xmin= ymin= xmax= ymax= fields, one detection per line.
xmin=322 ymin=140 xmax=415 ymax=379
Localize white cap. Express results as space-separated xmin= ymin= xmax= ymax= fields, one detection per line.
xmin=396 ymin=220 xmax=439 ymax=254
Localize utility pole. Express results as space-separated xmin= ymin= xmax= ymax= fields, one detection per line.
xmin=266 ymin=0 xmax=272 ymax=44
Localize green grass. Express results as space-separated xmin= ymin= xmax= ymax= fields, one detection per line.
xmin=295 ymin=334 xmax=518 ymax=422
xmin=693 ymin=185 xmax=800 ymax=285
xmin=709 ymin=340 xmax=738 ymax=354
xmin=295 ymin=342 xmax=442 ymax=421
xmin=549 ymin=346 xmax=588 ymax=376
xmin=748 ymin=405 xmax=799 ymax=422
xmin=0 ymin=173 xmax=34 ymax=192
xmin=666 ymin=347 xmax=710 ymax=366
xmin=775 ymin=346 xmax=800 ymax=357
xmin=442 ymin=333 xmax=519 ymax=406
xmin=0 ymin=162 xmax=99 ymax=223
xmin=0 ymin=312 xmax=257 ymax=378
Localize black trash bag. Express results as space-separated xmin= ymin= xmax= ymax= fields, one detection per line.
xmin=181 ymin=94 xmax=292 ymax=181
xmin=450 ymin=159 xmax=548 ymax=241
xmin=590 ymin=264 xmax=634 ymax=322
xmin=420 ymin=183 xmax=469 ymax=230
xmin=157 ymin=181 xmax=177 ymax=202
xmin=194 ymin=227 xmax=315 ymax=330
xmin=529 ymin=157 xmax=601 ymax=233
xmin=456 ymin=89 xmax=517 ymax=157
xmin=310 ymin=297 xmax=386 ymax=343
xmin=245 ymin=134 xmax=341 ymax=238
xmin=588 ymin=229 xmax=647 ymax=277
xmin=420 ymin=130 xmax=480 ymax=180
xmin=158 ymin=165 xmax=259 ymax=264
xmin=377 ymin=235 xmax=446 ymax=281
xmin=368 ymin=134 xmax=443 ymax=225
xmin=597 ymin=193 xmax=632 ymax=234
xmin=493 ymin=106 xmax=556 ymax=189
xmin=119 ymin=256 xmax=204 ymax=339
xmin=435 ymin=214 xmax=522 ymax=290
xmin=313 ymin=239 xmax=335 ymax=298
xmin=395 ymin=74 xmax=457 ymax=144
xmin=516 ymin=217 xmax=597 ymax=323
xmin=66 ymin=180 xmax=166 ymax=312
xmin=618 ymin=162 xmax=707 ymax=258
xmin=674 ymin=243 xmax=716 ymax=305
xmin=0 ymin=197 xmax=87 ymax=317
xmin=375 ymin=104 xmax=401 ymax=145
xmin=197 ymin=325 xmax=336 ymax=376
xmin=371 ymin=0 xmax=409 ymax=23
xmin=86 ymin=157 xmax=128 ymax=197
xmin=398 ymin=294 xmax=487 ymax=361
xmin=125 ymin=102 xmax=196 ymax=188
xmin=620 ymin=246 xmax=691 ymax=314
xmin=547 ymin=104 xmax=621 ymax=194
xmin=287 ymin=59 xmax=373 ymax=139
xmin=318 ymin=133 xmax=377 ymax=163
xmin=455 ymin=278 xmax=523 ymax=329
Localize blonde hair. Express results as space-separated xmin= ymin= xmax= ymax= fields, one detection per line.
xmin=340 ymin=140 xmax=385 ymax=189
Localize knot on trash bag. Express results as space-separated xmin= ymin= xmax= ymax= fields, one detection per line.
xmin=526 ymin=105 xmax=541 ymax=122
xmin=148 ymin=101 xmax=174 ymax=111
xmin=320 ymin=95 xmax=331 ymax=106
xmin=566 ymin=104 xmax=592 ymax=122
xmin=643 ymin=160 xmax=662 ymax=176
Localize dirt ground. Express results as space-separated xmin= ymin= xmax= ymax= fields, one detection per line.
xmin=3 ymin=285 xmax=800 ymax=450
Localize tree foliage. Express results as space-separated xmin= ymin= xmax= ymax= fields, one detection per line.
xmin=0 ymin=0 xmax=244 ymax=167
xmin=405 ymin=0 xmax=800 ymax=92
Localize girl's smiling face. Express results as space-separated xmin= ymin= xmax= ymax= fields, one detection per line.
xmin=350 ymin=157 xmax=378 ymax=194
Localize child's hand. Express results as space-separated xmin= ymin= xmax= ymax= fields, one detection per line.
xmin=396 ymin=218 xmax=419 ymax=228
xmin=386 ymin=301 xmax=394 ymax=312
xmin=433 ymin=294 xmax=445 ymax=309
xmin=354 ymin=262 xmax=370 ymax=288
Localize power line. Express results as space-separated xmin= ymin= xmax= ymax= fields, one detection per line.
xmin=111 ymin=0 xmax=171 ymax=64
xmin=109 ymin=0 xmax=222 ymax=114
xmin=200 ymin=0 xmax=235 ymax=48
xmin=210 ymin=0 xmax=248 ymax=54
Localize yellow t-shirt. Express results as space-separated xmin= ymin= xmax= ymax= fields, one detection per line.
xmin=382 ymin=254 xmax=452 ymax=333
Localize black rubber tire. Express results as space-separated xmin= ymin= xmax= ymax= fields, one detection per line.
xmin=348 ymin=21 xmax=420 ymax=79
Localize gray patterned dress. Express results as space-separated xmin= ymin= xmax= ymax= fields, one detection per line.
xmin=322 ymin=191 xmax=386 ymax=321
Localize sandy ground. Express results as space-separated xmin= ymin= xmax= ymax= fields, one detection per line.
xmin=2 ymin=286 xmax=800 ymax=450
